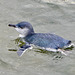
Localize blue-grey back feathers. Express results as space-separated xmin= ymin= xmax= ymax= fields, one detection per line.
xmin=25 ymin=33 xmax=71 ymax=49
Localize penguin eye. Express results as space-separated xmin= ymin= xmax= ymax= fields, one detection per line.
xmin=20 ymin=26 xmax=25 ymax=29
xmin=20 ymin=27 xmax=24 ymax=29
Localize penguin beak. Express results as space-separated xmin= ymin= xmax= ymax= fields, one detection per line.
xmin=8 ymin=24 xmax=16 ymax=28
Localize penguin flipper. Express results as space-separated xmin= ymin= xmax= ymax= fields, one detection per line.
xmin=17 ymin=45 xmax=31 ymax=56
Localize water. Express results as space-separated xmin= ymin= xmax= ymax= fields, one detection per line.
xmin=0 ymin=0 xmax=75 ymax=75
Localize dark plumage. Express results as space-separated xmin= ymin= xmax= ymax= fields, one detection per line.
xmin=25 ymin=33 xmax=71 ymax=49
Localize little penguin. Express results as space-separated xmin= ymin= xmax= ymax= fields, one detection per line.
xmin=8 ymin=21 xmax=74 ymax=56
